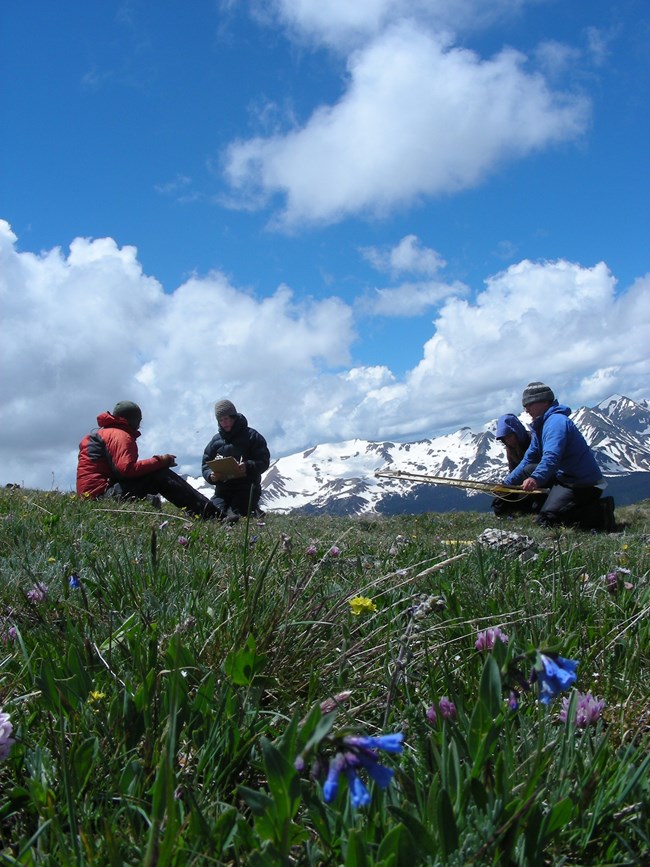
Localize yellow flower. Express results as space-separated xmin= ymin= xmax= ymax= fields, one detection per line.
xmin=88 ymin=690 xmax=106 ymax=703
xmin=348 ymin=595 xmax=377 ymax=616
xmin=47 ymin=557 xmax=56 ymax=563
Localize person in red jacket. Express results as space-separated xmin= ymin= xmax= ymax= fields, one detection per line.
xmin=76 ymin=401 xmax=219 ymax=519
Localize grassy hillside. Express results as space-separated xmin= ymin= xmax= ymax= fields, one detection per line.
xmin=0 ymin=488 xmax=648 ymax=864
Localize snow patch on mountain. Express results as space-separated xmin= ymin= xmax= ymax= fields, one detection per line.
xmin=188 ymin=395 xmax=650 ymax=514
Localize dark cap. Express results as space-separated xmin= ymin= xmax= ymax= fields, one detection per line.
xmin=112 ymin=400 xmax=142 ymax=426
xmin=521 ymin=382 xmax=555 ymax=408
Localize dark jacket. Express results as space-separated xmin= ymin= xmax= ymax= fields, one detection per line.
xmin=201 ymin=414 xmax=270 ymax=487
xmin=504 ymin=402 xmax=603 ymax=488
xmin=76 ymin=412 xmax=168 ymax=498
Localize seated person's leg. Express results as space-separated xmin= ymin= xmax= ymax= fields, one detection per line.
xmin=210 ymin=483 xmax=229 ymax=516
xmin=229 ymin=482 xmax=261 ymax=517
xmin=153 ymin=469 xmax=220 ymax=518
xmin=109 ymin=469 xmax=219 ymax=519
xmin=537 ymin=484 xmax=602 ymax=529
xmin=569 ymin=487 xmax=604 ymax=530
xmin=536 ymin=484 xmax=575 ymax=527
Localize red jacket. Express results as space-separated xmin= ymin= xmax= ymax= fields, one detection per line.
xmin=76 ymin=412 xmax=168 ymax=498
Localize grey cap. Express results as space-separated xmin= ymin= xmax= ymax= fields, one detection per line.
xmin=214 ymin=399 xmax=237 ymax=420
xmin=112 ymin=400 xmax=142 ymax=426
xmin=521 ymin=382 xmax=555 ymax=407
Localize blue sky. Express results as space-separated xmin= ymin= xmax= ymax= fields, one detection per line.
xmin=1 ymin=0 xmax=649 ymax=490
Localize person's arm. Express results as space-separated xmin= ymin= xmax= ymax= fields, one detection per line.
xmin=241 ymin=431 xmax=270 ymax=476
xmin=202 ymin=435 xmax=225 ymax=484
xmin=503 ymin=437 xmax=540 ymax=486
xmin=106 ymin=430 xmax=173 ymax=478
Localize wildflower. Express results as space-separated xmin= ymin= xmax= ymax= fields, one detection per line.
xmin=351 ymin=749 xmax=395 ymax=788
xmin=0 ymin=708 xmax=15 ymax=761
xmin=177 ymin=536 xmax=189 ymax=547
xmin=302 ymin=727 xmax=402 ymax=810
xmin=533 ymin=653 xmax=579 ymax=705
xmin=425 ymin=704 xmax=437 ymax=724
xmin=159 ymin=520 xmax=169 ymax=530
xmin=306 ymin=544 xmax=318 ymax=557
xmin=322 ymin=753 xmax=345 ymax=802
xmin=329 ymin=545 xmax=341 ymax=558
xmin=559 ymin=690 xmax=605 ymax=727
xmin=47 ymin=557 xmax=56 ymax=563
xmin=438 ymin=697 xmax=456 ymax=721
xmin=1 ymin=626 xmax=17 ymax=644
xmin=475 ymin=626 xmax=509 ymax=652
xmin=343 ymin=733 xmax=404 ymax=753
xmin=319 ymin=690 xmax=352 ymax=714
xmin=26 ymin=582 xmax=48 ymax=603
xmin=508 ymin=691 xmax=519 ymax=711
xmin=88 ymin=690 xmax=106 ymax=702
xmin=68 ymin=574 xmax=81 ymax=590
xmin=348 ymin=595 xmax=377 ymax=616
xmin=344 ymin=764 xmax=372 ymax=808
xmin=603 ymin=568 xmax=633 ymax=592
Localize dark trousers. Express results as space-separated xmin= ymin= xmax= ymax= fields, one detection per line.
xmin=211 ymin=480 xmax=261 ymax=516
xmin=537 ymin=482 xmax=603 ymax=530
xmin=106 ymin=468 xmax=219 ymax=519
xmin=492 ymin=492 xmax=546 ymax=516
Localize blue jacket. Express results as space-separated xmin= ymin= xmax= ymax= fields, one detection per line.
xmin=504 ymin=402 xmax=603 ymax=488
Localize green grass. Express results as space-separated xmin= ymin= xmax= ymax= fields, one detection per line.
xmin=0 ymin=488 xmax=648 ymax=865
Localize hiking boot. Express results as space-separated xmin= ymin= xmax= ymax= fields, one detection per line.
xmin=600 ymin=496 xmax=616 ymax=533
xmin=202 ymin=502 xmax=223 ymax=521
xmin=225 ymin=508 xmax=241 ymax=524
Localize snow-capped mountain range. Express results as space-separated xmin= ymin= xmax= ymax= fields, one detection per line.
xmin=191 ymin=395 xmax=650 ymax=515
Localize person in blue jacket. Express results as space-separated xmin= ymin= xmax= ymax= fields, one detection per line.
xmin=202 ymin=399 xmax=270 ymax=521
xmin=503 ymin=382 xmax=615 ymax=531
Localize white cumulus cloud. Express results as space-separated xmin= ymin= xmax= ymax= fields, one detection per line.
xmin=1 ymin=222 xmax=648 ymax=492
xmin=224 ymin=21 xmax=589 ymax=228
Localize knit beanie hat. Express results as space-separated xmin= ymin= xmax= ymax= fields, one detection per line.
xmin=112 ymin=400 xmax=142 ymax=426
xmin=214 ymin=399 xmax=237 ymax=420
xmin=521 ymin=382 xmax=555 ymax=407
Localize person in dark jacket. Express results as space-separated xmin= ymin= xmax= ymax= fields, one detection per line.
xmin=503 ymin=383 xmax=615 ymax=531
xmin=77 ymin=401 xmax=219 ymax=520
xmin=492 ymin=413 xmax=543 ymax=517
xmin=496 ymin=414 xmax=531 ymax=471
xmin=202 ymin=399 xmax=270 ymax=520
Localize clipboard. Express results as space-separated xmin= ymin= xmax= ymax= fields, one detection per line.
xmin=205 ymin=456 xmax=242 ymax=480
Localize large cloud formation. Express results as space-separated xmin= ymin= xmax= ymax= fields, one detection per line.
xmin=1 ymin=220 xmax=648 ymax=491
xmin=225 ymin=4 xmax=589 ymax=228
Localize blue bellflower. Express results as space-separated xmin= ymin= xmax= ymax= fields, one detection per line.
xmin=535 ymin=654 xmax=579 ymax=704
xmin=323 ymin=754 xmax=345 ymax=803
xmin=343 ymin=733 xmax=404 ymax=753
xmin=344 ymin=767 xmax=372 ymax=808
xmin=320 ymin=732 xmax=403 ymax=809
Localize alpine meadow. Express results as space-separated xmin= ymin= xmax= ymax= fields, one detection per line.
xmin=0 ymin=486 xmax=648 ymax=865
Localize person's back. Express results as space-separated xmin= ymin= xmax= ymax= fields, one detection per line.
xmin=77 ymin=401 xmax=219 ymax=520
xmin=522 ymin=403 xmax=603 ymax=488
xmin=77 ymin=407 xmax=164 ymax=498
